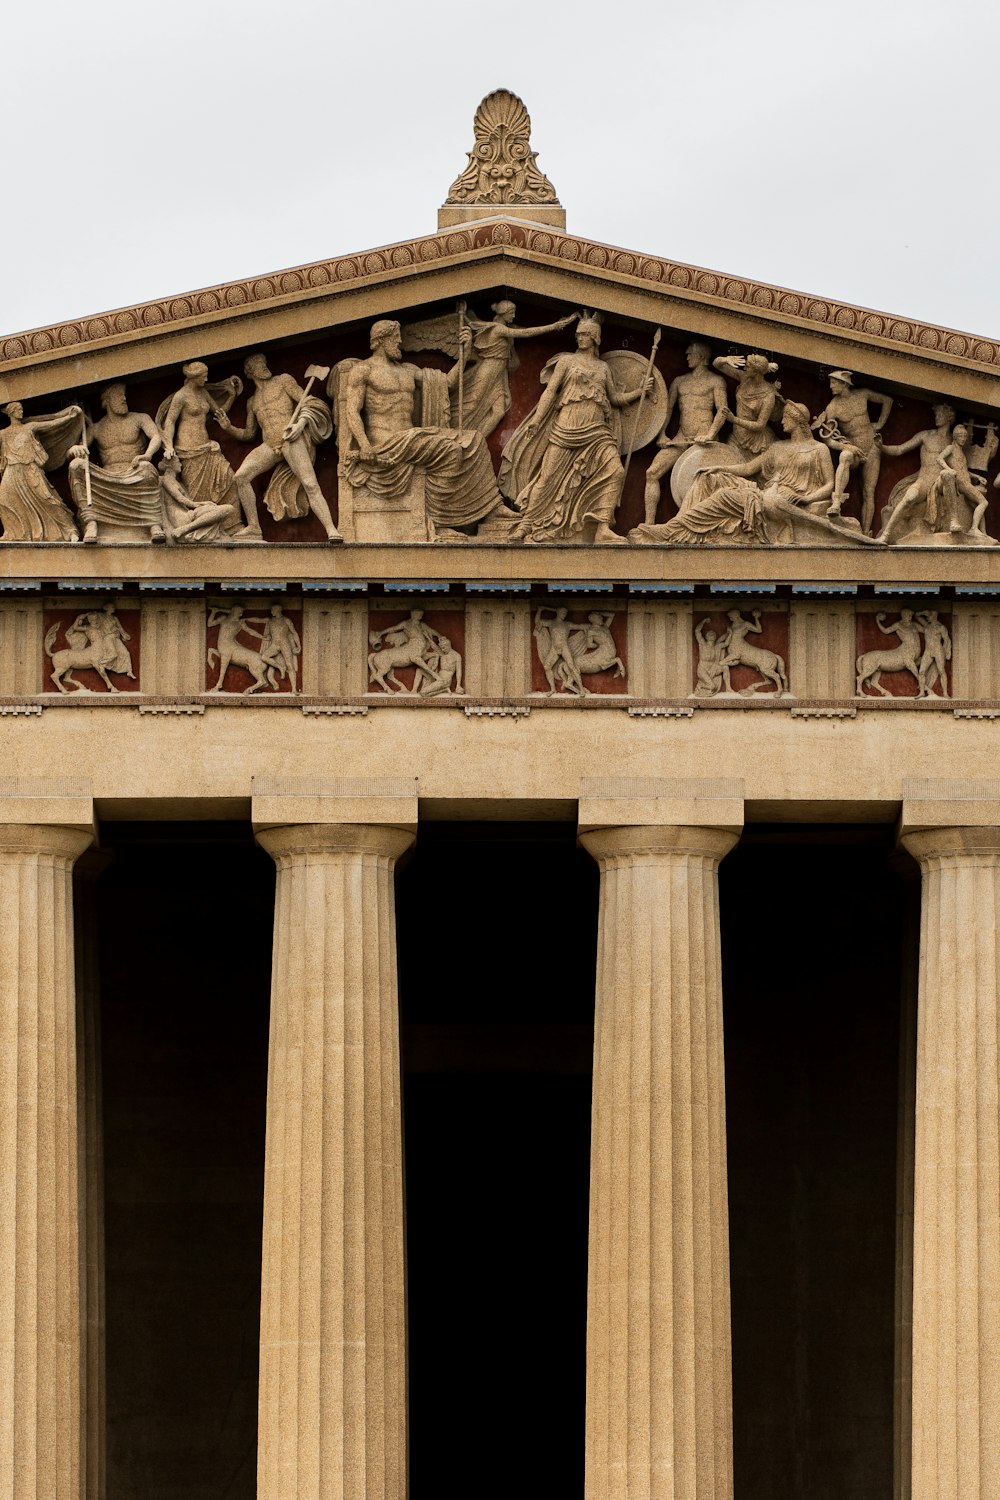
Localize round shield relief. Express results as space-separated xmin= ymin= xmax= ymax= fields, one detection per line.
xmin=601 ymin=349 xmax=669 ymax=456
xmin=669 ymin=441 xmax=745 ymax=507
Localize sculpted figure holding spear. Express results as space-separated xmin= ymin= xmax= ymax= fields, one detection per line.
xmin=499 ymin=312 xmax=654 ymax=544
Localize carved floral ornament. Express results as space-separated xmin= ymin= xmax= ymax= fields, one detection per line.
xmin=1 ymin=94 xmax=997 ymax=551
xmin=3 ymin=313 xmax=1000 ymax=552
xmin=445 ymin=90 xmax=559 ymax=206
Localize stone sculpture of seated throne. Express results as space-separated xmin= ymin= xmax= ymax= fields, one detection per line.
xmin=328 ymin=318 xmax=513 ymax=544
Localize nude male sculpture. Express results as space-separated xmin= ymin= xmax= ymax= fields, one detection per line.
xmin=811 ymin=370 xmax=892 ymax=533
xmin=215 ymin=353 xmax=340 ymax=542
xmin=878 ymin=403 xmax=955 ymax=544
xmin=643 ymin=343 xmax=727 ymax=525
xmin=340 ymin=320 xmax=503 ymax=535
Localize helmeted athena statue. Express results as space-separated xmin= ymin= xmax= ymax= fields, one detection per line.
xmin=4 ymin=81 xmax=1000 ymax=1500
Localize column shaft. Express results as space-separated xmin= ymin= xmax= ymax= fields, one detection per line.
xmin=0 ymin=824 xmax=93 ymax=1500
xmin=255 ymin=822 xmax=412 ymax=1500
xmin=902 ymin=827 xmax=1000 ymax=1500
xmin=581 ymin=825 xmax=737 ymax=1500
xmin=74 ymin=853 xmax=109 ymax=1500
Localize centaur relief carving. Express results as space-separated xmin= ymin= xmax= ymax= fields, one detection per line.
xmin=10 ymin=593 xmax=980 ymax=707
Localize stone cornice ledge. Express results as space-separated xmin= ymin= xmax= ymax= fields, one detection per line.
xmin=3 ymin=220 xmax=999 ymax=391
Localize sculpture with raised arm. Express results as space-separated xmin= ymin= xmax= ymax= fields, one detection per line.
xmin=499 ymin=313 xmax=653 ymax=544
xmin=159 ymin=362 xmax=242 ymax=535
xmin=713 ymin=353 xmax=780 ymax=459
xmin=0 ymin=401 xmax=82 ymax=541
xmin=214 ymin=353 xmax=340 ymax=542
xmin=403 ymin=301 xmax=578 ymax=437
xmin=331 ymin=319 xmax=512 ymax=542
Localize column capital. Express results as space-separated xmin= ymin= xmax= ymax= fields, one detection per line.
xmin=900 ymin=777 xmax=1000 ymax=860
xmin=251 ymin=775 xmax=418 ymax=839
xmin=581 ymin=823 xmax=739 ymax=863
xmin=578 ymin=775 xmax=744 ymax=850
xmin=0 ymin=775 xmax=95 ymax=852
xmin=901 ymin=826 xmax=1000 ymax=863
xmin=257 ymin=822 xmax=414 ymax=862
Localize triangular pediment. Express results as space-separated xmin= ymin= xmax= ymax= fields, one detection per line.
xmin=3 ymin=87 xmax=1000 ymax=557
xmin=3 ymin=217 xmax=998 ymax=407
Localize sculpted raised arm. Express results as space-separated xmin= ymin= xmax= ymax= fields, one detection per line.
xmin=32 ymin=405 xmax=82 ymax=434
xmin=509 ymin=314 xmax=577 ymax=339
xmin=713 ymin=356 xmax=745 ymax=382
xmin=217 ymin=395 xmax=259 ymax=444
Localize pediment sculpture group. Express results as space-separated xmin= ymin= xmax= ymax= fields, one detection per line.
xmin=3 ymin=302 xmax=995 ymax=548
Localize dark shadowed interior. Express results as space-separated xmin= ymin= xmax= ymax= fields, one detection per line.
xmin=722 ymin=829 xmax=914 ymax=1500
xmin=96 ymin=822 xmax=913 ymax=1499
xmin=99 ymin=825 xmax=273 ymax=1500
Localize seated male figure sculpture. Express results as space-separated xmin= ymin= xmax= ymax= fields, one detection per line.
xmin=339 ymin=319 xmax=508 ymax=539
xmin=69 ymin=383 xmax=165 ymax=543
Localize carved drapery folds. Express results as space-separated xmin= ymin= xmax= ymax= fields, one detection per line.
xmin=3 ymin=88 xmax=1000 ymax=547
xmin=4 ymin=318 xmax=1000 ymax=549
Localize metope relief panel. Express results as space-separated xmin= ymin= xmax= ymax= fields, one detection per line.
xmin=366 ymin=600 xmax=466 ymax=696
xmin=691 ymin=603 xmax=790 ymax=698
xmin=205 ymin=602 xmax=303 ymax=695
xmin=855 ymin=605 xmax=951 ymax=699
xmin=531 ymin=603 xmax=627 ymax=696
xmin=42 ymin=601 xmax=140 ymax=695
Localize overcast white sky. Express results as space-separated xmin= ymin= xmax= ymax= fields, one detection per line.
xmin=4 ymin=0 xmax=998 ymax=341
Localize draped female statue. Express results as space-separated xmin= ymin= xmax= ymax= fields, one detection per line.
xmin=0 ymin=401 xmax=82 ymax=541
xmin=499 ymin=314 xmax=651 ymax=544
xmin=630 ymin=401 xmax=845 ymax=546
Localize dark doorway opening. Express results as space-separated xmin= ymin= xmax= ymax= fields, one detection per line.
xmin=722 ymin=829 xmax=914 ymax=1500
xmin=397 ymin=823 xmax=598 ymax=1500
xmin=99 ymin=824 xmax=273 ymax=1500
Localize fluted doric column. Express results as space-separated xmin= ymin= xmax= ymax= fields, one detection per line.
xmin=0 ymin=810 xmax=94 ymax=1500
xmin=255 ymin=811 xmax=414 ymax=1500
xmin=901 ymin=794 xmax=1000 ymax=1500
xmin=579 ymin=777 xmax=742 ymax=1500
xmin=74 ymin=850 xmax=111 ymax=1500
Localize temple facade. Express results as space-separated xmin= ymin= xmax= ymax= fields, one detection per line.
xmin=0 ymin=91 xmax=998 ymax=1500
